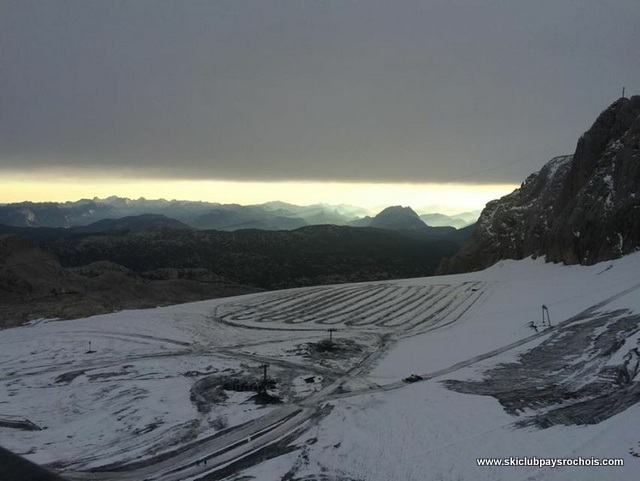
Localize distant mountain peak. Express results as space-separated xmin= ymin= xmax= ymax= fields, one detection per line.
xmin=382 ymin=205 xmax=415 ymax=212
xmin=370 ymin=206 xmax=427 ymax=230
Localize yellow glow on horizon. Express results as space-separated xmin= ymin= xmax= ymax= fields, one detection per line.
xmin=1 ymin=174 xmax=517 ymax=215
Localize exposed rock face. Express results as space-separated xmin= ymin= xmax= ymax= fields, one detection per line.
xmin=548 ymin=96 xmax=640 ymax=264
xmin=441 ymin=96 xmax=640 ymax=273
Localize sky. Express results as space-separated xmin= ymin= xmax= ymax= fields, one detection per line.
xmin=1 ymin=0 xmax=639 ymax=213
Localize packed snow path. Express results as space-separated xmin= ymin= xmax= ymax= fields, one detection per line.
xmin=218 ymin=281 xmax=485 ymax=332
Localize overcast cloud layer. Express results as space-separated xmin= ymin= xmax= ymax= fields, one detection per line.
xmin=2 ymin=0 xmax=639 ymax=184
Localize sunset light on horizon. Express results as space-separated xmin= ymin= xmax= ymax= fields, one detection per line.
xmin=0 ymin=173 xmax=516 ymax=215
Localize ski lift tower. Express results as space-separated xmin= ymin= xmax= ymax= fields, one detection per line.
xmin=542 ymin=305 xmax=551 ymax=328
xmin=328 ymin=328 xmax=337 ymax=348
xmin=259 ymin=363 xmax=270 ymax=393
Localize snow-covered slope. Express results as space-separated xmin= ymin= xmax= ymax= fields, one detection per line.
xmin=1 ymin=253 xmax=640 ymax=480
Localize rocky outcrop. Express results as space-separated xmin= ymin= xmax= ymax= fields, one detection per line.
xmin=441 ymin=96 xmax=640 ymax=273
xmin=547 ymin=96 xmax=640 ymax=264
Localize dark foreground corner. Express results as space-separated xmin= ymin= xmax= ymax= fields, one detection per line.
xmin=0 ymin=446 xmax=68 ymax=481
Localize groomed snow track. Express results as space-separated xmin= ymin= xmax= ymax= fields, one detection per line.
xmin=218 ymin=282 xmax=486 ymax=332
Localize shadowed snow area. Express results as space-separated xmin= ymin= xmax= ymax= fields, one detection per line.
xmin=1 ymin=253 xmax=640 ymax=480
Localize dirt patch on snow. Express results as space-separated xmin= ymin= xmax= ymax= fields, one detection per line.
xmin=444 ymin=310 xmax=640 ymax=428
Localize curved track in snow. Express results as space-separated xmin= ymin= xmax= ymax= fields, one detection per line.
xmin=219 ymin=281 xmax=486 ymax=332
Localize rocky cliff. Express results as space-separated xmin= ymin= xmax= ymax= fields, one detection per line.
xmin=441 ymin=96 xmax=640 ymax=273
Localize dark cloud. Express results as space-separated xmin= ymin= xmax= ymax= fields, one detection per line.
xmin=2 ymin=0 xmax=639 ymax=183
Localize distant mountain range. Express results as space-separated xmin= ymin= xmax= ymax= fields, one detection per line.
xmin=420 ymin=211 xmax=480 ymax=229
xmin=0 ymin=195 xmax=480 ymax=326
xmin=441 ymin=95 xmax=640 ymax=273
xmin=0 ymin=196 xmax=478 ymax=231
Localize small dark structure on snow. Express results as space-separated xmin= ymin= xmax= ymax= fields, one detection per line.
xmin=541 ymin=305 xmax=552 ymax=328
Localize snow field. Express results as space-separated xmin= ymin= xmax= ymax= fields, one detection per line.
xmin=1 ymin=252 xmax=639 ymax=479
